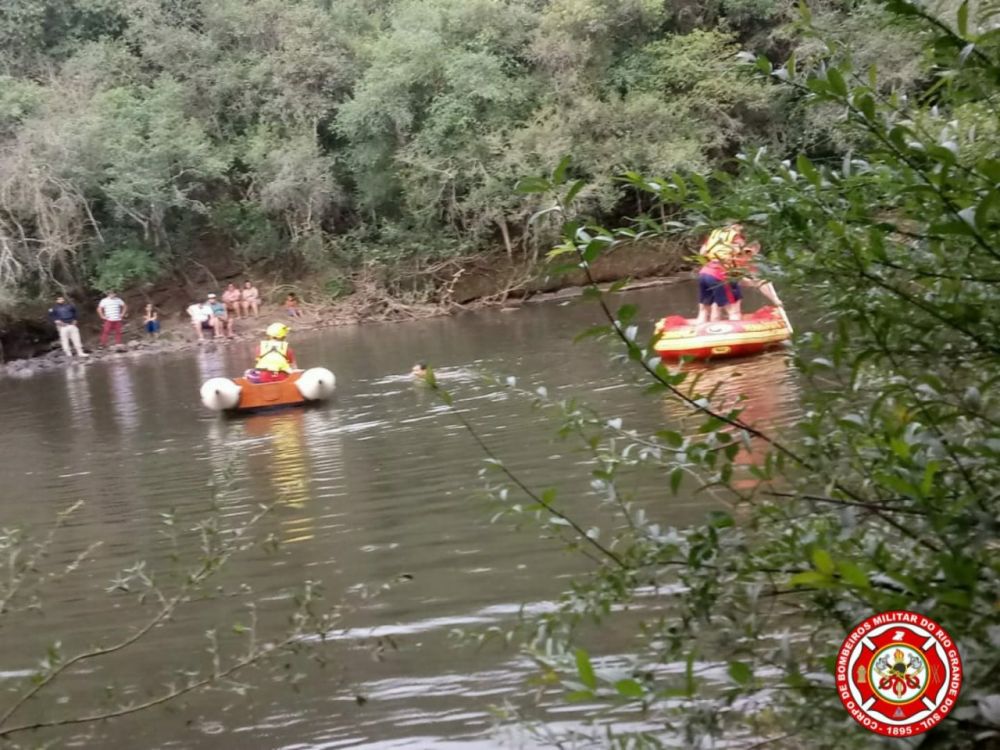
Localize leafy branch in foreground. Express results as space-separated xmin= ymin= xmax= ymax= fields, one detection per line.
xmin=443 ymin=2 xmax=1000 ymax=748
xmin=0 ymin=470 xmax=380 ymax=746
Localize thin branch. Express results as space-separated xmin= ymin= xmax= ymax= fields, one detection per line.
xmin=0 ymin=633 xmax=298 ymax=738
xmin=429 ymin=391 xmax=626 ymax=569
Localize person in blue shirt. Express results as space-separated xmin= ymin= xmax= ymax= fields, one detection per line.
xmin=208 ymin=293 xmax=234 ymax=338
xmin=48 ymin=295 xmax=88 ymax=357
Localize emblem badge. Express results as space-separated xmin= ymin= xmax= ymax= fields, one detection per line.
xmin=837 ymin=611 xmax=962 ymax=737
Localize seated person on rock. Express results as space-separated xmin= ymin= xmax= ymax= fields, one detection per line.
xmin=245 ymin=323 xmax=297 ymax=383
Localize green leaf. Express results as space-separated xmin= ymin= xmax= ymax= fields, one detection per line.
xmin=614 ymin=678 xmax=645 ymax=698
xmin=670 ymin=467 xmax=683 ymax=494
xmin=788 ymin=570 xmax=829 ymax=586
xmin=607 ymin=278 xmax=630 ymax=294
xmin=564 ymin=179 xmax=587 ymax=205
xmin=546 ymin=243 xmax=575 ymax=260
xmin=812 ymin=548 xmax=834 ymax=575
xmin=708 ymin=511 xmax=734 ymax=529
xmin=920 ymin=461 xmax=940 ymax=495
xmin=874 ymin=472 xmax=919 ymax=497
xmin=575 ymin=649 xmax=597 ymax=690
xmin=553 ymin=155 xmax=572 ymax=185
xmin=617 ymin=304 xmax=637 ymax=325
xmin=581 ymin=239 xmax=606 ymax=264
xmin=797 ymin=0 xmax=812 ymax=23
xmin=728 ymin=661 xmax=752 ymax=685
xmin=977 ymin=159 xmax=1000 ymax=182
xmin=889 ymin=437 xmax=911 ymax=460
xmin=854 ymin=93 xmax=877 ymax=121
xmin=928 ymin=219 xmax=976 ymax=237
xmin=827 ymin=68 xmax=848 ymax=97
xmin=957 ymin=0 xmax=969 ymax=37
xmin=684 ymin=650 xmax=697 ymax=697
xmin=516 ymin=176 xmax=551 ymax=194
xmin=837 ymin=561 xmax=870 ymax=589
xmin=796 ymin=154 xmax=820 ymax=186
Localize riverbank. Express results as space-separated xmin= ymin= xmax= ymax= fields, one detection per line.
xmin=0 ymin=241 xmax=690 ymax=376
xmin=0 ymin=274 xmax=687 ymax=379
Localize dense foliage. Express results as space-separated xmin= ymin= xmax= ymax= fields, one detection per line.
xmin=0 ymin=0 xmax=923 ymax=305
xmin=445 ymin=1 xmax=999 ymax=747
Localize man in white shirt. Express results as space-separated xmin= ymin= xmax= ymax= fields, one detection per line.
xmin=187 ymin=299 xmax=219 ymax=341
xmin=97 ymin=291 xmax=127 ymax=347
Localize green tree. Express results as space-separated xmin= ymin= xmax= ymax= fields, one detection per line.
xmin=449 ymin=2 xmax=1000 ymax=747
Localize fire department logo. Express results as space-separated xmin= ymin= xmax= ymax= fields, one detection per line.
xmin=836 ymin=611 xmax=962 ymax=737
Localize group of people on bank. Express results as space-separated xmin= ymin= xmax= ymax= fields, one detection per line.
xmin=186 ymin=281 xmax=261 ymax=341
xmin=46 ymin=280 xmax=269 ymax=356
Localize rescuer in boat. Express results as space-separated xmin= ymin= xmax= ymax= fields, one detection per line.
xmin=696 ymin=224 xmax=747 ymax=324
xmin=245 ymin=323 xmax=297 ymax=383
xmin=696 ymin=225 xmax=786 ymax=325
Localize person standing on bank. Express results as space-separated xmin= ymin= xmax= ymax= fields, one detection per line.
xmin=48 ymin=294 xmax=88 ymax=357
xmin=97 ymin=290 xmax=127 ymax=347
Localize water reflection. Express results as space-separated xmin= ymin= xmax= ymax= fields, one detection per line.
xmin=663 ymin=352 xmax=800 ymax=490
xmin=107 ymin=361 xmax=139 ymax=434
xmin=244 ymin=410 xmax=311 ymax=511
xmin=64 ymin=362 xmax=93 ymax=433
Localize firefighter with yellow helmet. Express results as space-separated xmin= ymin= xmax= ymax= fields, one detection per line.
xmin=696 ymin=223 xmax=750 ymax=324
xmin=246 ymin=322 xmax=297 ymax=383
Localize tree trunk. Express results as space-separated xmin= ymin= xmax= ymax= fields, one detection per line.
xmin=498 ymin=218 xmax=513 ymax=259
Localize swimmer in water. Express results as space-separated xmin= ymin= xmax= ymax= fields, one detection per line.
xmin=411 ymin=362 xmax=428 ymax=379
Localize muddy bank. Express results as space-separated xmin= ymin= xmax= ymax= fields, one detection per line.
xmin=0 ymin=240 xmax=690 ymax=377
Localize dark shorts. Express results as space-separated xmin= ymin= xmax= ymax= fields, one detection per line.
xmin=698 ymin=274 xmax=741 ymax=307
xmin=145 ymin=320 xmax=160 ymax=334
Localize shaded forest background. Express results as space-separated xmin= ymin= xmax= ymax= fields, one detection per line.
xmin=0 ymin=0 xmax=931 ymax=308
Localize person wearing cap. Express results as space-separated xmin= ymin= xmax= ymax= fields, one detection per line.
xmin=247 ymin=322 xmax=296 ymax=382
xmin=48 ymin=294 xmax=88 ymax=357
xmin=207 ymin=292 xmax=234 ymax=338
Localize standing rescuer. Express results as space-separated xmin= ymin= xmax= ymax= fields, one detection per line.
xmin=696 ymin=224 xmax=746 ymax=323
xmin=247 ymin=323 xmax=296 ymax=382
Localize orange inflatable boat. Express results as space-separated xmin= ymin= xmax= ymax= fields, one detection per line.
xmin=199 ymin=368 xmax=336 ymax=413
xmin=654 ymin=306 xmax=791 ymax=361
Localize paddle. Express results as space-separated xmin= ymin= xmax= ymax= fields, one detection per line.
xmin=758 ymin=281 xmax=794 ymax=334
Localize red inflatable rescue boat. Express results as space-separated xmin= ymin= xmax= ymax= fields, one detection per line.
xmin=654 ymin=306 xmax=791 ymax=361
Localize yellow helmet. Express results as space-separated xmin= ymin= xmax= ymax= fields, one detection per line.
xmin=266 ymin=322 xmax=290 ymax=339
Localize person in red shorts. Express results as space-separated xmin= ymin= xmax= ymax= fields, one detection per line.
xmin=696 ymin=225 xmax=746 ymax=323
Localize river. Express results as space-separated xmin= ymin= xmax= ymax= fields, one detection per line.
xmin=0 ymin=283 xmax=802 ymax=749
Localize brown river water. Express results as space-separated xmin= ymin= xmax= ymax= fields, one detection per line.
xmin=0 ymin=283 xmax=802 ymax=749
